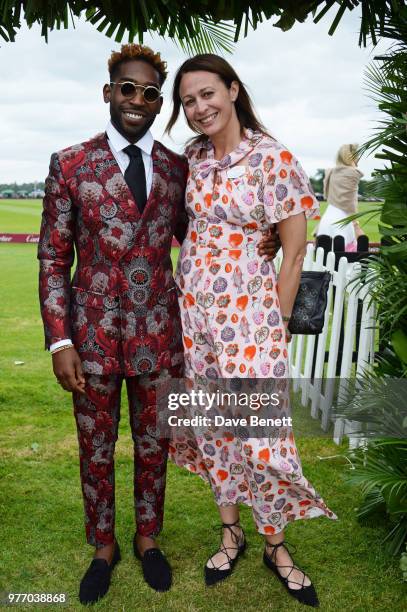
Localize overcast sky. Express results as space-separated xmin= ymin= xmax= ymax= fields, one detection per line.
xmin=0 ymin=10 xmax=388 ymax=184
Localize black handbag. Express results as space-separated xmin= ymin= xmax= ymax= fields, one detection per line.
xmin=288 ymin=271 xmax=331 ymax=335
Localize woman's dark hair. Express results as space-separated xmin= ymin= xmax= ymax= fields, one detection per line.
xmin=165 ymin=54 xmax=270 ymax=140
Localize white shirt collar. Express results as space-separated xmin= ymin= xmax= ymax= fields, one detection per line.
xmin=106 ymin=120 xmax=154 ymax=156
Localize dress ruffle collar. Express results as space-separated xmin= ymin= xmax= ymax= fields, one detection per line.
xmin=191 ymin=128 xmax=264 ymax=180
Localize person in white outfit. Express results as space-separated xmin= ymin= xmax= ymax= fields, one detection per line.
xmin=316 ymin=144 xmax=364 ymax=251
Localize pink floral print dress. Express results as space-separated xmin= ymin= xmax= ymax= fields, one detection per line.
xmin=169 ymin=129 xmax=336 ymax=535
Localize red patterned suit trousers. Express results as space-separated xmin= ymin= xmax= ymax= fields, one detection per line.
xmin=73 ymin=366 xmax=181 ymax=548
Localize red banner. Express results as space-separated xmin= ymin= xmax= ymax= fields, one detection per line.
xmin=0 ymin=233 xmax=40 ymax=243
xmin=0 ymin=233 xmax=180 ymax=246
xmin=0 ymin=233 xmax=379 ymax=251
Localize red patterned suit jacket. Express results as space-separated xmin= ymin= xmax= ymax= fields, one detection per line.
xmin=38 ymin=132 xmax=188 ymax=376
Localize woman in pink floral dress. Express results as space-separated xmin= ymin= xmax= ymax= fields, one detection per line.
xmin=166 ymin=55 xmax=336 ymax=606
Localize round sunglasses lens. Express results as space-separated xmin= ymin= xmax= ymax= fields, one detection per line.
xmin=144 ymin=87 xmax=160 ymax=102
xmin=121 ymin=82 xmax=136 ymax=96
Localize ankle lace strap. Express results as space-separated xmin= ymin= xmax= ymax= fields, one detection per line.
xmin=220 ymin=521 xmax=244 ymax=546
xmin=265 ymin=540 xmax=297 ymax=560
xmin=265 ymin=541 xmax=309 ymax=589
xmin=207 ymin=522 xmax=245 ymax=571
xmin=211 ymin=521 xmax=244 ymax=548
xmin=221 ymin=519 xmax=241 ymax=532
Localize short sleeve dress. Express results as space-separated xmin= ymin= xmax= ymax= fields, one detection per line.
xmin=169 ymin=129 xmax=336 ymax=535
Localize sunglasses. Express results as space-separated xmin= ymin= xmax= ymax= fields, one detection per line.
xmin=110 ymin=81 xmax=162 ymax=103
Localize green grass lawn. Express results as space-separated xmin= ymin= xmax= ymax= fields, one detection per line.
xmin=0 ymin=198 xmax=381 ymax=242
xmin=0 ymin=243 xmax=405 ymax=611
xmin=0 ymin=199 xmax=44 ymax=233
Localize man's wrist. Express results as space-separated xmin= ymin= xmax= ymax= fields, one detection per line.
xmin=51 ymin=344 xmax=74 ymax=355
xmin=50 ymin=339 xmax=73 ymax=353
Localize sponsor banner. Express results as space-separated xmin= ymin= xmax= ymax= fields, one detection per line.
xmin=0 ymin=233 xmax=177 ymax=246
xmin=0 ymin=233 xmax=40 ymax=243
xmin=0 ymin=234 xmax=379 ymax=251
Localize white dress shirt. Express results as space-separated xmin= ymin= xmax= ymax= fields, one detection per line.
xmin=106 ymin=121 xmax=154 ymax=195
xmin=50 ymin=122 xmax=154 ymax=353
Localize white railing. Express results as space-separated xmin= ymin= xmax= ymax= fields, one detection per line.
xmin=275 ymin=243 xmax=377 ymax=445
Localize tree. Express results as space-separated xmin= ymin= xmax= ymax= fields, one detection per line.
xmin=0 ymin=1 xmax=405 ymax=52
xmin=335 ymin=5 xmax=407 ymax=562
xmin=310 ymin=168 xmax=325 ymax=194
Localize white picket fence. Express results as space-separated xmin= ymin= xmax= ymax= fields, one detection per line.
xmin=275 ymin=243 xmax=377 ymax=445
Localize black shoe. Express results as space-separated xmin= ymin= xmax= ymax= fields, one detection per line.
xmin=263 ymin=541 xmax=319 ymax=607
xmin=133 ymin=534 xmax=172 ymax=592
xmin=204 ymin=520 xmax=246 ymax=586
xmin=79 ymin=541 xmax=121 ymax=605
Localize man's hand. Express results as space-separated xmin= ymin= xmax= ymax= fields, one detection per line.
xmin=283 ymin=323 xmax=293 ymax=344
xmin=52 ymin=347 xmax=86 ymax=394
xmin=257 ymin=224 xmax=281 ymax=261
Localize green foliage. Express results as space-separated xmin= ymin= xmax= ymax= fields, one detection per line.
xmin=401 ymin=543 xmax=407 ymax=580
xmin=335 ymin=372 xmax=407 ymax=438
xmin=334 ymin=371 xmax=407 ymax=555
xmin=359 ymin=8 xmax=407 ymax=343
xmin=310 ymin=168 xmax=325 ymax=194
xmin=348 ymin=440 xmax=407 ymax=555
xmin=0 ymin=182 xmax=45 ymax=192
xmin=359 ymin=254 xmax=407 ymax=343
xmin=0 ymin=1 xmax=406 ymax=51
xmin=335 ymin=5 xmax=407 ymax=576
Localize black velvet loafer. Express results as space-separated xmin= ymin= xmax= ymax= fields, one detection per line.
xmin=133 ymin=535 xmax=172 ymax=592
xmin=79 ymin=541 xmax=121 ymax=605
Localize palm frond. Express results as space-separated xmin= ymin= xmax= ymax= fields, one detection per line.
xmin=359 ymin=255 xmax=407 ymax=334
xmin=335 ymin=373 xmax=407 ymax=438
xmin=344 ymin=435 xmax=407 ymax=554
xmin=359 ymin=59 xmax=407 ymax=158
xmin=0 ymin=1 xmax=406 ymax=48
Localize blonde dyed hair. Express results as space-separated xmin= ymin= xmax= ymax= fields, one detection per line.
xmin=108 ymin=44 xmax=168 ymax=85
xmin=336 ymin=143 xmax=359 ymax=166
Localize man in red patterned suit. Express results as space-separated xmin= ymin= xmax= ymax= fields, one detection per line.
xmin=38 ymin=44 xmax=189 ymax=604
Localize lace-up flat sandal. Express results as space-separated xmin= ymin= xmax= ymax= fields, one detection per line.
xmin=205 ymin=520 xmax=246 ymax=586
xmin=263 ymin=541 xmax=319 ymax=607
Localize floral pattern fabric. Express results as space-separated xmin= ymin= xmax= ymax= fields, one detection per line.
xmin=74 ymin=365 xmax=182 ymax=548
xmin=170 ymin=130 xmax=336 ymax=534
xmin=38 ymin=133 xmax=188 ymax=547
xmin=38 ymin=133 xmax=188 ymax=376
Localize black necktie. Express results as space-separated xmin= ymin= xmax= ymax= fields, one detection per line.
xmin=123 ymin=144 xmax=147 ymax=214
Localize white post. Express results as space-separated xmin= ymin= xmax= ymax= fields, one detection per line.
xmin=320 ymin=256 xmax=348 ymax=431
xmin=310 ymin=251 xmax=336 ymax=419
xmin=333 ymin=263 xmax=361 ymax=444
xmin=292 ymin=245 xmax=314 ymax=392
xmin=301 ymin=247 xmax=325 ymax=406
